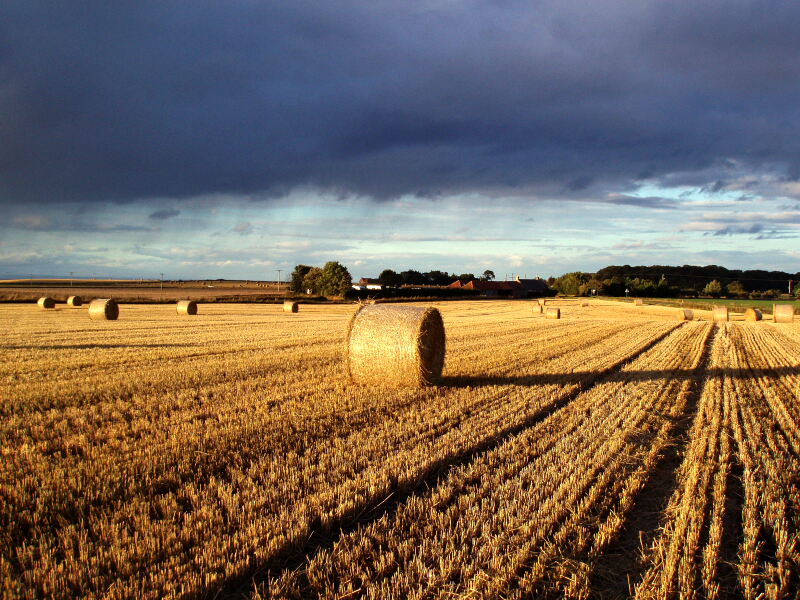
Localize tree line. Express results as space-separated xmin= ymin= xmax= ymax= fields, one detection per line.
xmin=551 ymin=266 xmax=799 ymax=298
xmin=288 ymin=262 xmax=798 ymax=299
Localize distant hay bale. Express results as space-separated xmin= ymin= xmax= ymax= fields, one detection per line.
xmin=346 ymin=304 xmax=445 ymax=387
xmin=176 ymin=300 xmax=198 ymax=316
xmin=538 ymin=298 xmax=547 ymax=307
xmin=66 ymin=296 xmax=83 ymax=307
xmin=633 ymin=298 xmax=644 ymax=306
xmin=533 ymin=303 xmax=543 ymax=314
xmin=744 ymin=308 xmax=762 ymax=322
xmin=581 ymin=301 xmax=589 ymax=307
xmin=37 ymin=297 xmax=55 ymax=309
xmin=88 ymin=298 xmax=119 ymax=321
xmin=773 ymin=304 xmax=795 ymax=323
xmin=676 ymin=309 xmax=694 ymax=321
xmin=545 ymin=307 xmax=561 ymax=319
xmin=712 ymin=306 xmax=729 ymax=322
xmin=283 ymin=300 xmax=299 ymax=313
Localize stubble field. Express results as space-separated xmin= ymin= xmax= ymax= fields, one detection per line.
xmin=1 ymin=299 xmax=798 ymax=599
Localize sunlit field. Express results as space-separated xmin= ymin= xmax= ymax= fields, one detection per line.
xmin=2 ymin=300 xmax=799 ymax=599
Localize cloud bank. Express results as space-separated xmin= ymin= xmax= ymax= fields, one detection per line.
xmin=2 ymin=0 xmax=800 ymax=207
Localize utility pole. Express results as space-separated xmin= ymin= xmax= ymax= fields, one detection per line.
xmin=276 ymin=269 xmax=283 ymax=292
xmin=160 ymin=273 xmax=164 ymax=299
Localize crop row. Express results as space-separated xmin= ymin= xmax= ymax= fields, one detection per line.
xmin=1 ymin=304 xmax=675 ymax=599
xmin=261 ymin=322 xmax=713 ymax=599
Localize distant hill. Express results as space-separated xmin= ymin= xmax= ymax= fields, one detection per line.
xmin=594 ymin=264 xmax=798 ymax=293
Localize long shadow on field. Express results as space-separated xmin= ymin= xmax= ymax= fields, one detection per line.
xmin=584 ymin=324 xmax=744 ymax=600
xmin=210 ymin=326 xmax=685 ymax=598
xmin=442 ymin=366 xmax=798 ymax=388
xmin=2 ymin=342 xmax=189 ymax=350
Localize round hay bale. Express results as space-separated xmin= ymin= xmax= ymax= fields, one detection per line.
xmin=773 ymin=304 xmax=795 ymax=323
xmin=176 ymin=300 xmax=198 ymax=316
xmin=538 ymin=298 xmax=547 ymax=307
xmin=283 ymin=300 xmax=299 ymax=313
xmin=581 ymin=301 xmax=589 ymax=307
xmin=88 ymin=298 xmax=119 ymax=321
xmin=744 ymin=308 xmax=762 ymax=322
xmin=633 ymin=298 xmax=644 ymax=306
xmin=545 ymin=307 xmax=561 ymax=319
xmin=66 ymin=295 xmax=83 ymax=307
xmin=346 ymin=304 xmax=445 ymax=387
xmin=676 ymin=308 xmax=694 ymax=321
xmin=712 ymin=306 xmax=729 ymax=322
xmin=533 ymin=303 xmax=543 ymax=314
xmin=37 ymin=297 xmax=55 ymax=309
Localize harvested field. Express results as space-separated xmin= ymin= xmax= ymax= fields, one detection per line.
xmin=1 ymin=300 xmax=798 ymax=599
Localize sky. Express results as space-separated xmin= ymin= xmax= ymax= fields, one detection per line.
xmin=2 ymin=1 xmax=800 ymax=280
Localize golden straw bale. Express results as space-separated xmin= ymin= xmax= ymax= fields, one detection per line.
xmin=283 ymin=300 xmax=299 ymax=313
xmin=538 ymin=298 xmax=547 ymax=307
xmin=773 ymin=304 xmax=795 ymax=323
xmin=581 ymin=301 xmax=589 ymax=307
xmin=346 ymin=304 xmax=445 ymax=387
xmin=176 ymin=300 xmax=198 ymax=316
xmin=744 ymin=308 xmax=762 ymax=322
xmin=676 ymin=309 xmax=694 ymax=321
xmin=533 ymin=303 xmax=543 ymax=314
xmin=66 ymin=296 xmax=83 ymax=307
xmin=88 ymin=299 xmax=119 ymax=321
xmin=37 ymin=297 xmax=55 ymax=309
xmin=633 ymin=298 xmax=644 ymax=306
xmin=712 ymin=306 xmax=729 ymax=322
xmin=545 ymin=307 xmax=561 ymax=319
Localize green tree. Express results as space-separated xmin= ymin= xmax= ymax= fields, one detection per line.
xmin=302 ymin=267 xmax=323 ymax=294
xmin=726 ymin=280 xmax=746 ymax=297
xmin=400 ymin=270 xmax=427 ymax=285
xmin=290 ymin=264 xmax=313 ymax=294
xmin=482 ymin=270 xmax=495 ymax=281
xmin=553 ymin=272 xmax=589 ymax=296
xmin=318 ymin=261 xmax=352 ymax=296
xmin=703 ymin=279 xmax=723 ymax=297
xmin=378 ymin=269 xmax=402 ymax=287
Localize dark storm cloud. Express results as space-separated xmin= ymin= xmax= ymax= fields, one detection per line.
xmin=2 ymin=1 xmax=800 ymax=206
xmin=148 ymin=209 xmax=180 ymax=220
xmin=711 ymin=224 xmax=764 ymax=236
xmin=602 ymin=194 xmax=679 ymax=209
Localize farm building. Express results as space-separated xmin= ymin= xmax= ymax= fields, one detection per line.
xmin=448 ymin=276 xmax=549 ymax=298
xmin=352 ymin=278 xmax=384 ymax=291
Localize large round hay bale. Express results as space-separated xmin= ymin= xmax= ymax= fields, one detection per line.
xmin=545 ymin=307 xmax=561 ymax=319
xmin=773 ymin=304 xmax=795 ymax=323
xmin=676 ymin=309 xmax=694 ymax=321
xmin=283 ymin=300 xmax=299 ymax=313
xmin=37 ymin=297 xmax=55 ymax=309
xmin=744 ymin=308 xmax=762 ymax=322
xmin=66 ymin=296 xmax=83 ymax=307
xmin=712 ymin=306 xmax=729 ymax=322
xmin=176 ymin=300 xmax=198 ymax=315
xmin=346 ymin=304 xmax=445 ymax=387
xmin=88 ymin=298 xmax=119 ymax=321
xmin=633 ymin=298 xmax=644 ymax=306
